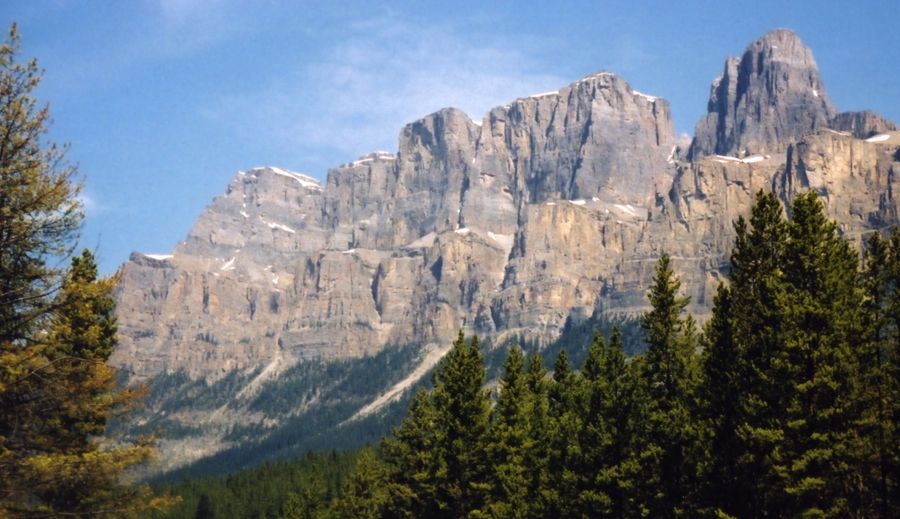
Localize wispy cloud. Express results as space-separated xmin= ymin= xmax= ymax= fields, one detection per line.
xmin=202 ymin=16 xmax=567 ymax=174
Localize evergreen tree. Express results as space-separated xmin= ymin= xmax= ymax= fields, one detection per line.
xmin=0 ymin=25 xmax=162 ymax=516
xmin=544 ymin=349 xmax=583 ymax=517
xmin=858 ymin=229 xmax=900 ymax=517
xmin=329 ymin=447 xmax=390 ymax=519
xmin=381 ymin=389 xmax=439 ymax=517
xmin=483 ymin=346 xmax=531 ymax=518
xmin=578 ymin=327 xmax=638 ymax=517
xmin=777 ymin=191 xmax=866 ymax=517
xmin=699 ymin=284 xmax=742 ymax=515
xmin=195 ymin=493 xmax=215 ymax=519
xmin=522 ymin=353 xmax=550 ymax=518
xmin=723 ymin=191 xmax=791 ymax=518
xmin=383 ymin=331 xmax=491 ymax=518
xmin=633 ymin=254 xmax=703 ymax=517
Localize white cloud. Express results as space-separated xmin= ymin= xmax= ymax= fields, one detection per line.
xmin=202 ymin=16 xmax=567 ymax=173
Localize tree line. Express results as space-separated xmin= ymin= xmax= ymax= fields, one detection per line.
xmin=308 ymin=191 xmax=899 ymax=518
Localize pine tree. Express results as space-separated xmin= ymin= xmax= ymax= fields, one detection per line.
xmin=0 ymin=25 xmax=163 ymax=516
xmin=381 ymin=389 xmax=439 ymax=517
xmin=383 ymin=331 xmax=491 ymax=518
xmin=483 ymin=346 xmax=531 ymax=518
xmin=578 ymin=327 xmax=638 ymax=517
xmin=329 ymin=447 xmax=390 ymax=519
xmin=633 ymin=253 xmax=703 ymax=517
xmin=522 ymin=353 xmax=550 ymax=518
xmin=544 ymin=349 xmax=583 ymax=517
xmin=699 ymin=284 xmax=742 ymax=516
xmin=777 ymin=191 xmax=866 ymax=517
xmin=858 ymin=229 xmax=900 ymax=517
xmin=725 ymin=191 xmax=791 ymax=518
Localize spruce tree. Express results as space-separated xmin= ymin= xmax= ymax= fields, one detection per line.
xmin=483 ymin=346 xmax=531 ymax=518
xmin=578 ymin=327 xmax=637 ymax=517
xmin=725 ymin=191 xmax=791 ymax=518
xmin=777 ymin=191 xmax=865 ymax=517
xmin=634 ymin=253 xmax=703 ymax=517
xmin=544 ymin=349 xmax=583 ymax=517
xmin=522 ymin=353 xmax=550 ymax=518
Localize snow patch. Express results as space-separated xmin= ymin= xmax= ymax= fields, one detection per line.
xmin=825 ymin=129 xmax=852 ymax=137
xmin=266 ymin=221 xmax=296 ymax=234
xmin=221 ymin=257 xmax=236 ymax=271
xmin=143 ymin=253 xmax=173 ymax=261
xmin=545 ymin=202 xmax=556 ymax=206
xmin=741 ymin=155 xmax=766 ymax=164
xmin=614 ymin=204 xmax=638 ymax=217
xmin=240 ymin=210 xmax=249 ymax=218
xmin=528 ymin=90 xmax=558 ymax=98
xmin=633 ymin=90 xmax=657 ymax=102
xmin=454 ymin=227 xmax=470 ymax=235
xmin=254 ymin=167 xmax=323 ymax=191
xmin=667 ymin=145 xmax=677 ymax=164
xmin=865 ymin=134 xmax=891 ymax=143
xmin=812 ymin=89 xmax=819 ymax=98
xmin=569 ymin=199 xmax=586 ymax=206
xmin=342 ymin=249 xmax=357 ymax=255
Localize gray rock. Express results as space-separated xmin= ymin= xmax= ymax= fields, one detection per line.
xmin=690 ymin=29 xmax=836 ymax=159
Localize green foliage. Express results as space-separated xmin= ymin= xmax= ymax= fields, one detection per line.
xmin=0 ymin=25 xmax=163 ymax=517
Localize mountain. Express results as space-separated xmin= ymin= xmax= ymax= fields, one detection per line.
xmin=109 ymin=29 xmax=900 ymax=473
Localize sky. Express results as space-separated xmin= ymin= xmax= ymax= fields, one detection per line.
xmin=4 ymin=0 xmax=899 ymax=273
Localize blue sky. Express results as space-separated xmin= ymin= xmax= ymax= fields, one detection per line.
xmin=4 ymin=0 xmax=899 ymax=273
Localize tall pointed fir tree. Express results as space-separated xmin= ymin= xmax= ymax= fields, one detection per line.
xmin=577 ymin=327 xmax=638 ymax=517
xmin=857 ymin=228 xmax=900 ymax=518
xmin=522 ymin=352 xmax=550 ymax=518
xmin=776 ymin=191 xmax=866 ymax=517
xmin=384 ymin=331 xmax=491 ymax=518
xmin=482 ymin=346 xmax=531 ymax=518
xmin=542 ymin=349 xmax=584 ymax=517
xmin=716 ymin=191 xmax=791 ymax=518
xmin=633 ymin=253 xmax=703 ymax=517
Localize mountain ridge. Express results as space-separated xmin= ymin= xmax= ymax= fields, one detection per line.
xmin=110 ymin=29 xmax=900 ymax=472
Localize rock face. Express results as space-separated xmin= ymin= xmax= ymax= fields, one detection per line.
xmin=111 ymin=29 xmax=900 ymax=471
xmin=690 ymin=29 xmax=836 ymax=159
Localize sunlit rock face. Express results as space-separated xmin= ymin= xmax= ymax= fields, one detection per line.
xmin=111 ymin=29 xmax=900 ymax=471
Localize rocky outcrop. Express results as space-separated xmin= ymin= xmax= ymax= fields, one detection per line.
xmin=690 ymin=29 xmax=836 ymax=159
xmin=111 ymin=29 xmax=900 ymax=472
xmin=830 ymin=110 xmax=898 ymax=139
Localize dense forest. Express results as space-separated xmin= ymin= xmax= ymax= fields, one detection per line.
xmin=151 ymin=191 xmax=900 ymax=519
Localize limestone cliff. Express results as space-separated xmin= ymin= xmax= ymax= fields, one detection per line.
xmin=110 ymin=30 xmax=900 ymax=472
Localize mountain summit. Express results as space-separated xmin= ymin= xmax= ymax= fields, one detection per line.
xmin=690 ymin=28 xmax=836 ymax=159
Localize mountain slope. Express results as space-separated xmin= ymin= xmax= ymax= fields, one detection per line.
xmin=111 ymin=29 xmax=900 ymax=473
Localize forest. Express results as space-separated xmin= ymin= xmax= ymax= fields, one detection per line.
xmin=151 ymin=192 xmax=900 ymax=519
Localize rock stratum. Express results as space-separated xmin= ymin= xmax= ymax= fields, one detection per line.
xmin=110 ymin=29 xmax=900 ymax=472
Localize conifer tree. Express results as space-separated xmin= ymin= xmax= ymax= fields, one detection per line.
xmin=578 ymin=327 xmax=637 ymax=517
xmin=0 ymin=25 xmax=162 ymax=516
xmin=723 ymin=191 xmax=791 ymax=518
xmin=483 ymin=346 xmax=531 ymax=518
xmin=329 ymin=447 xmax=390 ymax=519
xmin=634 ymin=254 xmax=703 ymax=517
xmin=777 ymin=191 xmax=865 ymax=517
xmin=381 ymin=389 xmax=439 ymax=517
xmin=522 ymin=353 xmax=550 ymax=518
xmin=858 ymin=229 xmax=900 ymax=517
xmin=543 ymin=349 xmax=583 ymax=517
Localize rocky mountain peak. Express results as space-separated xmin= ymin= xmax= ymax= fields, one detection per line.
xmin=690 ymin=29 xmax=836 ymax=160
